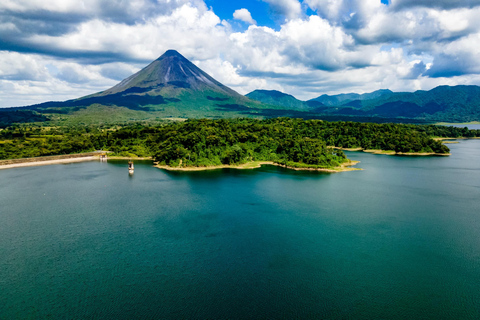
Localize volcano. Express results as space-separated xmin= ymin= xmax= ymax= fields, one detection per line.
xmin=26 ymin=50 xmax=264 ymax=120
xmin=99 ymin=50 xmax=241 ymax=97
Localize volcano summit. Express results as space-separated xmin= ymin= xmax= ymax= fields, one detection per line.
xmin=99 ymin=50 xmax=240 ymax=97
xmin=25 ymin=50 xmax=265 ymax=121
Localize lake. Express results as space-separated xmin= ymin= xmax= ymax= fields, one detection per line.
xmin=1 ymin=140 xmax=480 ymax=319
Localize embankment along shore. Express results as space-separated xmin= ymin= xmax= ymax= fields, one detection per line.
xmin=0 ymin=153 xmax=100 ymax=170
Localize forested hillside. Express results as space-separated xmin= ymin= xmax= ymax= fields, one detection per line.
xmin=247 ymin=86 xmax=480 ymax=123
xmin=0 ymin=109 xmax=49 ymax=128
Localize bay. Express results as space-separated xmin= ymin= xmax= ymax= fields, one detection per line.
xmin=1 ymin=140 xmax=480 ymax=319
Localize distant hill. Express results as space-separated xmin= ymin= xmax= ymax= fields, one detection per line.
xmin=0 ymin=109 xmax=49 ymax=128
xmin=328 ymin=85 xmax=480 ymax=122
xmin=309 ymin=89 xmax=393 ymax=106
xmin=247 ymin=86 xmax=480 ymax=123
xmin=246 ymin=90 xmax=313 ymax=110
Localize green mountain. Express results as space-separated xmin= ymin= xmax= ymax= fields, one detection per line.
xmin=309 ymin=89 xmax=393 ymax=107
xmin=246 ymin=90 xmax=314 ymax=110
xmin=248 ymin=86 xmax=480 ymax=122
xmin=21 ymin=50 xmax=269 ymax=123
xmin=329 ymin=85 xmax=480 ymax=122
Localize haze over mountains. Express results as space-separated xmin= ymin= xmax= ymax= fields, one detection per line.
xmin=2 ymin=49 xmax=480 ymax=125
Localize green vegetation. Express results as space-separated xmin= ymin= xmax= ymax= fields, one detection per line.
xmin=326 ymin=85 xmax=480 ymax=122
xmin=411 ymin=124 xmax=480 ymax=138
xmin=249 ymin=85 xmax=480 ymax=123
xmin=3 ymin=118 xmax=478 ymax=169
xmin=246 ymin=90 xmax=310 ymax=110
xmin=0 ymin=109 xmax=49 ymax=128
xmin=150 ymin=119 xmax=348 ymax=168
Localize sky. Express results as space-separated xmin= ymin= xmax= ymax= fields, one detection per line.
xmin=1 ymin=0 xmax=480 ymax=108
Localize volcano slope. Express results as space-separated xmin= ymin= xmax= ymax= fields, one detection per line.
xmin=23 ymin=50 xmax=269 ymax=124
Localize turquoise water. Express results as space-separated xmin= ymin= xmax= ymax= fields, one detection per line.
xmin=1 ymin=141 xmax=480 ymax=319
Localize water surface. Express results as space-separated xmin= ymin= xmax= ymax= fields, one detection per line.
xmin=1 ymin=142 xmax=480 ymax=319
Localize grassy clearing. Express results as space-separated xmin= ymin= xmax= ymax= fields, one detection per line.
xmin=436 ymin=121 xmax=480 ymax=125
xmin=363 ymin=149 xmax=396 ymax=155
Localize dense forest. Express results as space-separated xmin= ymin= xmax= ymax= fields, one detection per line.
xmin=1 ymin=118 xmax=479 ymax=168
xmin=0 ymin=109 xmax=49 ymax=128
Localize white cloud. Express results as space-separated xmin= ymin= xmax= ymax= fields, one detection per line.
xmin=0 ymin=51 xmax=49 ymax=81
xmin=262 ymin=0 xmax=302 ymax=20
xmin=225 ymin=15 xmax=372 ymax=77
xmin=425 ymin=32 xmax=480 ymax=77
xmin=390 ymin=0 xmax=480 ymax=10
xmin=233 ymin=8 xmax=256 ymax=25
xmin=24 ymin=4 xmax=225 ymax=62
xmin=195 ymin=58 xmax=269 ymax=95
xmin=354 ymin=6 xmax=480 ymax=45
xmin=305 ymin=0 xmax=353 ymax=21
xmin=100 ymin=63 xmax=140 ymax=81
xmin=0 ymin=0 xmax=209 ymax=21
xmin=0 ymin=52 xmax=119 ymax=107
xmin=305 ymin=0 xmax=384 ymax=24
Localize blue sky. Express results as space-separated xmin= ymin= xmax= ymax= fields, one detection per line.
xmin=206 ymin=0 xmax=277 ymax=29
xmin=1 ymin=0 xmax=480 ymax=107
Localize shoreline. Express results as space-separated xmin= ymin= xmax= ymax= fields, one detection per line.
xmin=155 ymin=160 xmax=361 ymax=173
xmin=333 ymin=147 xmax=450 ymax=156
xmin=436 ymin=121 xmax=480 ymax=125
xmin=0 ymin=156 xmax=98 ymax=170
xmin=107 ymin=156 xmax=153 ymax=160
xmin=0 ymin=153 xmax=154 ymax=170
xmin=434 ymin=137 xmax=480 ymax=141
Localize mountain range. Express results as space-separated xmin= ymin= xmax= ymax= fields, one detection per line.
xmin=246 ymin=86 xmax=480 ymax=122
xmin=2 ymin=49 xmax=480 ymax=125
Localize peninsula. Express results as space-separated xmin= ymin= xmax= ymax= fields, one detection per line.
xmin=2 ymin=118 xmax=467 ymax=172
xmin=155 ymin=160 xmax=361 ymax=173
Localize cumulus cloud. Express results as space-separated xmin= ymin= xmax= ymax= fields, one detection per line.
xmin=305 ymin=0 xmax=355 ymax=22
xmin=0 ymin=0 xmax=212 ymax=60
xmin=0 ymin=0 xmax=208 ymax=24
xmin=0 ymin=52 xmax=120 ymax=107
xmin=400 ymin=61 xmax=427 ymax=79
xmin=353 ymin=6 xmax=480 ymax=45
xmin=11 ymin=3 xmax=225 ymax=63
xmin=424 ymin=33 xmax=480 ymax=77
xmin=391 ymin=0 xmax=480 ymax=10
xmin=100 ymin=63 xmax=140 ymax=81
xmin=226 ymin=15 xmax=373 ymax=77
xmin=233 ymin=8 xmax=256 ymax=25
xmin=0 ymin=51 xmax=49 ymax=81
xmin=57 ymin=64 xmax=100 ymax=84
xmin=262 ymin=0 xmax=302 ymax=20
